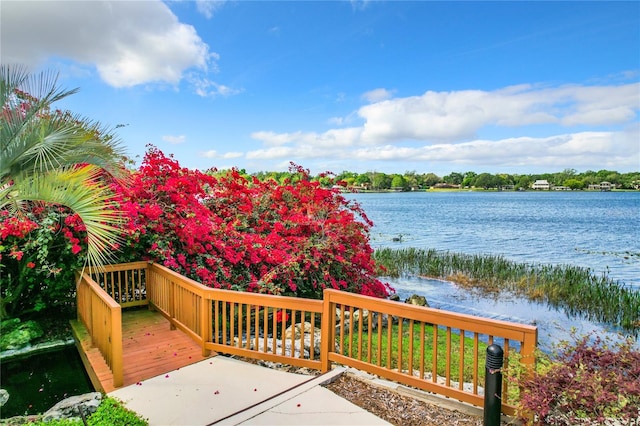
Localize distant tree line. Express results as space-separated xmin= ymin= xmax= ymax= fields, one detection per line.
xmin=238 ymin=168 xmax=640 ymax=191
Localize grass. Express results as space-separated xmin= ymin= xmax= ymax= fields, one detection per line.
xmin=374 ymin=247 xmax=640 ymax=334
xmin=340 ymin=322 xmax=489 ymax=383
xmin=337 ymin=320 xmax=526 ymax=406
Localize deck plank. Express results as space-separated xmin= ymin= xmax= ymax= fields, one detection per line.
xmin=72 ymin=309 xmax=214 ymax=393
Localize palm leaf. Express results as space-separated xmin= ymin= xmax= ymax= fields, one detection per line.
xmin=4 ymin=165 xmax=125 ymax=267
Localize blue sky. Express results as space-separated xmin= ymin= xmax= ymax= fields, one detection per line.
xmin=2 ymin=0 xmax=639 ymax=175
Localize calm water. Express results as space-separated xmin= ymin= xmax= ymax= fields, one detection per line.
xmin=346 ymin=191 xmax=640 ymax=351
xmin=0 ymin=347 xmax=94 ymax=418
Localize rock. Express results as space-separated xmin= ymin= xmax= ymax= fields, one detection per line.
xmin=284 ymin=322 xmax=313 ymax=339
xmin=351 ymin=309 xmax=369 ymax=323
xmin=42 ymin=392 xmax=102 ymax=422
xmin=335 ymin=307 xmax=352 ymax=320
xmin=0 ymin=320 xmax=44 ymax=351
xmin=404 ymin=294 xmax=429 ymax=307
xmin=388 ymin=294 xmax=401 ymax=302
xmin=237 ymin=330 xmax=326 ymax=359
xmin=0 ymin=389 xmax=9 ymax=407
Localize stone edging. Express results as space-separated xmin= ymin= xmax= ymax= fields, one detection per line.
xmin=0 ymin=338 xmax=75 ymax=362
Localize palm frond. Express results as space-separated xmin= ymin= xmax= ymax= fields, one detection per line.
xmin=6 ymin=165 xmax=125 ymax=267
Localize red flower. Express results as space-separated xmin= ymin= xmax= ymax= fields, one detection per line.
xmin=26 ymin=262 xmax=36 ymax=269
xmin=10 ymin=250 xmax=24 ymax=260
xmin=275 ymin=310 xmax=290 ymax=323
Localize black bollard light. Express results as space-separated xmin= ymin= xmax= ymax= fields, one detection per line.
xmin=483 ymin=344 xmax=504 ymax=426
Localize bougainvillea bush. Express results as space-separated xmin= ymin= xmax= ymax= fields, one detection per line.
xmin=1 ymin=145 xmax=391 ymax=317
xmin=0 ymin=206 xmax=86 ymax=318
xmin=118 ymin=146 xmax=392 ymax=299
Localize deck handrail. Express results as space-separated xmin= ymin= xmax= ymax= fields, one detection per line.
xmin=76 ymin=270 xmax=123 ymax=387
xmin=85 ymin=261 xmax=537 ymax=414
xmin=322 ymin=288 xmax=537 ymax=414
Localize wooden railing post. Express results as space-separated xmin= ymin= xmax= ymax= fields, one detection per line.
xmin=169 ymin=278 xmax=176 ymax=330
xmin=320 ymin=289 xmax=333 ymax=373
xmin=111 ymin=306 xmax=123 ymax=387
xmin=520 ymin=328 xmax=538 ymax=372
xmin=200 ymin=296 xmax=211 ymax=356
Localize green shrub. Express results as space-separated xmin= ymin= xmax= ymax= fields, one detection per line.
xmin=85 ymin=397 xmax=147 ymax=426
xmin=23 ymin=397 xmax=147 ymax=426
xmin=513 ymin=333 xmax=640 ymax=425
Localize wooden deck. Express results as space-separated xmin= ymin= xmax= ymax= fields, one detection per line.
xmin=71 ymin=308 xmax=215 ymax=393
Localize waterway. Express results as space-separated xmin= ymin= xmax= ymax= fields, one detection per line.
xmin=0 ymin=346 xmax=93 ymax=418
xmin=346 ymin=191 xmax=640 ymax=351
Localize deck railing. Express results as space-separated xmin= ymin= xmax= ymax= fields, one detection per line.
xmin=84 ymin=261 xmax=537 ymax=415
xmin=76 ymin=269 xmax=124 ymax=387
xmin=322 ymin=289 xmax=537 ymax=414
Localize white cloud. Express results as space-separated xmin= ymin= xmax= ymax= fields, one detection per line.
xmin=244 ymin=131 xmax=639 ymax=171
xmin=361 ymin=88 xmax=395 ymax=103
xmin=243 ymin=81 xmax=639 ymax=171
xmin=250 ymin=82 xmax=638 ymax=151
xmin=189 ymin=76 xmax=243 ymax=98
xmin=195 ymin=0 xmax=228 ymax=19
xmin=251 ymin=128 xmax=363 ymax=149
xmin=201 ymin=150 xmax=244 ymax=159
xmin=162 ymin=135 xmax=187 ymax=144
xmin=1 ymin=0 xmax=213 ymax=88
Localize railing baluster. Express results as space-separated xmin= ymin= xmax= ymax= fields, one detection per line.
xmin=367 ymin=313 xmax=373 ymax=365
xmin=357 ymin=309 xmax=364 ymax=361
xmin=397 ymin=318 xmax=403 ymax=374
xmin=419 ymin=322 xmax=425 ymax=380
xmin=432 ymin=325 xmax=438 ymax=383
xmin=386 ymin=318 xmax=392 ymax=370
xmin=473 ymin=332 xmax=479 ymax=394
xmin=408 ymin=319 xmax=414 ymax=377
xmin=503 ymin=339 xmax=510 ymax=401
xmin=309 ymin=312 xmax=316 ymax=361
xmin=445 ymin=327 xmax=452 ymax=387
xmin=262 ymin=307 xmax=268 ymax=353
xmin=339 ymin=308 xmax=345 ymax=355
xmin=459 ymin=329 xmax=465 ymax=390
xmin=377 ymin=313 xmax=382 ymax=366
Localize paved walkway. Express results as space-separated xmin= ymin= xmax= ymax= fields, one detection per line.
xmin=109 ymin=356 xmax=390 ymax=425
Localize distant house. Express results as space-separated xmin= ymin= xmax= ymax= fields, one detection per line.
xmin=433 ymin=183 xmax=461 ymax=189
xmin=600 ymin=181 xmax=613 ymax=191
xmin=532 ymin=180 xmax=550 ymax=190
xmin=587 ymin=181 xmax=614 ymax=191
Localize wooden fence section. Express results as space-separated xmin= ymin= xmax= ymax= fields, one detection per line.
xmin=89 ymin=261 xmax=148 ymax=308
xmin=322 ymin=289 xmax=537 ymax=415
xmin=89 ymin=262 xmax=537 ymax=415
xmin=76 ymin=270 xmax=124 ymax=387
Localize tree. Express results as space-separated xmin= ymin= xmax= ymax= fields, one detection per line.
xmin=355 ymin=173 xmax=371 ymax=187
xmin=565 ymin=178 xmax=584 ymax=190
xmin=372 ymin=172 xmax=391 ymax=190
xmin=515 ymin=175 xmax=532 ymax=190
xmin=461 ymin=171 xmax=477 ymax=188
xmin=422 ymin=173 xmax=441 ymax=188
xmin=1 ymin=65 xmax=127 ymax=267
xmin=443 ymin=172 xmax=463 ymax=185
xmin=390 ymin=174 xmax=406 ymax=190
xmin=474 ymin=173 xmax=494 ymax=189
xmin=403 ymin=170 xmax=419 ymax=190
